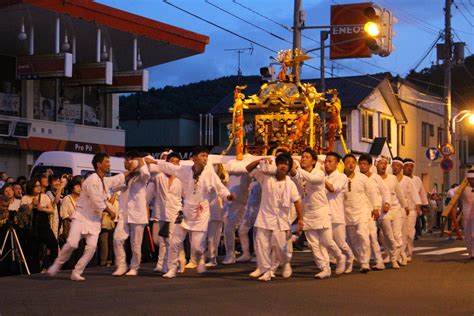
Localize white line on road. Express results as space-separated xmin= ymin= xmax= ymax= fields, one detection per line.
xmin=412 ymin=247 xmax=437 ymax=252
xmin=418 ymin=247 xmax=467 ymax=255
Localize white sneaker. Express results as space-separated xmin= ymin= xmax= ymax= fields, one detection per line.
xmin=282 ymin=263 xmax=292 ymax=278
xmin=345 ymin=257 xmax=354 ymax=274
xmin=162 ymin=270 xmax=177 ymax=279
xmin=236 ymin=253 xmax=252 ymax=262
xmin=360 ymin=263 xmax=370 ymax=274
xmin=258 ymin=271 xmax=272 ymax=282
xmin=315 ymin=269 xmax=331 ymax=279
xmin=383 ymin=256 xmax=390 ymax=264
xmin=335 ymin=255 xmax=346 ymax=275
xmin=391 ymin=261 xmax=400 ymax=269
xmin=153 ymin=265 xmax=163 ymax=272
xmin=249 ymin=268 xmax=263 ymax=278
xmin=221 ymin=256 xmax=235 ymax=265
xmin=178 ymin=261 xmax=186 ymax=274
xmin=185 ymin=261 xmax=197 ymax=269
xmin=251 ymin=257 xmax=257 ymax=263
xmin=70 ymin=271 xmax=85 ymax=281
xmin=372 ymin=262 xmax=385 ymax=271
xmin=47 ymin=263 xmax=60 ymax=277
xmin=112 ymin=266 xmax=128 ymax=277
xmin=196 ymin=263 xmax=207 ymax=274
xmin=125 ymin=269 xmax=138 ymax=276
xmin=406 ymin=256 xmax=412 ymax=263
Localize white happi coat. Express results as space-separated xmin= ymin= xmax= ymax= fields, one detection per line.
xmin=252 ymin=170 xmax=300 ymax=231
xmin=326 ymin=170 xmax=348 ymax=225
xmin=344 ymin=172 xmax=380 ymax=225
xmin=368 ymin=173 xmax=391 ymax=207
xmin=149 ymin=162 xmax=230 ymax=232
xmin=147 ymin=172 xmax=183 ymax=222
xmin=398 ymin=175 xmax=421 ymax=216
xmin=292 ymin=166 xmax=331 ymax=230
xmin=71 ymin=172 xmax=125 ymax=235
xmin=411 ymin=175 xmax=429 ymax=206
xmin=116 ymin=164 xmax=150 ymax=224
xmin=380 ymin=174 xmax=407 ymax=220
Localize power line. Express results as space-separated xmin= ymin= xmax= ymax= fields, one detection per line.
xmin=459 ymin=0 xmax=474 ymax=16
xmin=162 ymin=0 xmax=277 ymax=54
xmin=453 ymin=2 xmax=474 ymax=27
xmin=410 ymin=33 xmax=442 ymax=71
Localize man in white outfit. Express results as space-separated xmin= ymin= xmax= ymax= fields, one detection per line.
xmin=147 ymin=152 xmax=186 ymax=273
xmin=146 ymin=146 xmax=235 ymax=279
xmin=246 ymin=153 xmax=303 ymax=282
xmin=391 ymin=157 xmax=421 ymax=266
xmin=324 ymin=152 xmax=354 ymax=273
xmin=358 ymin=153 xmax=390 ymax=270
xmin=290 ymin=148 xmax=346 ymax=279
xmin=376 ymin=156 xmax=407 ymax=269
xmin=112 ymin=153 xmax=150 ymax=276
xmin=47 ymin=152 xmax=129 ymax=281
xmin=342 ymin=154 xmax=380 ymax=273
xmin=403 ymin=158 xmax=429 ymax=261
xmin=456 ymin=170 xmax=474 ymax=258
xmin=222 ymin=174 xmax=251 ymax=264
xmin=236 ymin=179 xmax=262 ymax=262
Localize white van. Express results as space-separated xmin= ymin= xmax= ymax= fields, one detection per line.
xmin=30 ymin=151 xmax=125 ymax=178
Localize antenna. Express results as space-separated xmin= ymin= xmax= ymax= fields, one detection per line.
xmin=224 ymin=43 xmax=253 ymax=83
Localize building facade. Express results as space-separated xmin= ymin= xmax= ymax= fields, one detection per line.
xmin=0 ymin=0 xmax=208 ymax=177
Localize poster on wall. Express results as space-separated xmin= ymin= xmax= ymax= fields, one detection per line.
xmin=0 ymin=92 xmax=20 ymax=116
xmin=57 ymin=102 xmax=100 ymax=125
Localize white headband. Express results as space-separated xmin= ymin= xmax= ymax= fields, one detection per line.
xmin=404 ymin=161 xmax=415 ymax=165
xmin=375 ymin=156 xmax=388 ymax=165
xmin=392 ymin=160 xmax=404 ymax=166
xmin=467 ymin=173 xmax=474 ymax=179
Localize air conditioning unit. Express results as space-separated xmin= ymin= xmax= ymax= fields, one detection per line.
xmin=0 ymin=119 xmax=13 ymax=137
xmin=12 ymin=121 xmax=31 ymax=138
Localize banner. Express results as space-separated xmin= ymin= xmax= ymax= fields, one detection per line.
xmin=58 ymin=102 xmax=100 ymax=125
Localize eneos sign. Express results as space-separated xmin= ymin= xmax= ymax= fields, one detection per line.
xmin=330 ymin=3 xmax=372 ymax=59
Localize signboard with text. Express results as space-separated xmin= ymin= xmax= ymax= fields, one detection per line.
xmin=17 ymin=53 xmax=73 ymax=79
xmin=330 ymin=3 xmax=371 ymax=59
xmin=65 ymin=62 xmax=113 ymax=86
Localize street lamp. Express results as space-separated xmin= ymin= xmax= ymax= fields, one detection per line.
xmin=450 ymin=109 xmax=474 ymax=134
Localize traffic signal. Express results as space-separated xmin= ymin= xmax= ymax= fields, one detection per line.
xmin=363 ymin=4 xmax=396 ymax=57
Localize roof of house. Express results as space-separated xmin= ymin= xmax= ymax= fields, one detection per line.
xmin=210 ymin=73 xmax=392 ymax=115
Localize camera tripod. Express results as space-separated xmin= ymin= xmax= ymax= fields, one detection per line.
xmin=0 ymin=224 xmax=30 ymax=275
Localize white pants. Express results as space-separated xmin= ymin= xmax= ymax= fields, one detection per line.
xmin=403 ymin=215 xmax=417 ymax=258
xmin=223 ymin=206 xmax=245 ymax=260
xmin=255 ymin=227 xmax=291 ymax=273
xmin=53 ymin=219 xmax=99 ymax=275
xmin=152 ymin=221 xmax=185 ymax=271
xmin=368 ymin=219 xmax=384 ymax=264
xmin=168 ymin=225 xmax=206 ymax=273
xmin=381 ymin=217 xmax=403 ymax=261
xmin=464 ymin=219 xmax=473 ymax=257
xmin=207 ymin=221 xmax=223 ymax=260
xmin=113 ymin=221 xmax=146 ymax=270
xmin=346 ymin=222 xmax=370 ymax=265
xmin=305 ymin=228 xmax=343 ymax=270
xmin=332 ymin=223 xmax=354 ymax=260
xmin=238 ymin=213 xmax=257 ymax=256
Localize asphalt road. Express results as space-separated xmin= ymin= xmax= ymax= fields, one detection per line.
xmin=0 ymin=235 xmax=472 ymax=316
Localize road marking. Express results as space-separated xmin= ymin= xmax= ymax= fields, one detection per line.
xmin=412 ymin=247 xmax=436 ymax=252
xmin=461 ymin=253 xmax=469 ymax=256
xmin=418 ymin=247 xmax=467 ymax=255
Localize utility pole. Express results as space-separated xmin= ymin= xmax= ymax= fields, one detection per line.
xmin=444 ymin=0 xmax=452 ymax=192
xmin=292 ymin=0 xmax=302 ymax=76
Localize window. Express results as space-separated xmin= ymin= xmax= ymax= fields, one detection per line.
xmin=381 ymin=116 xmax=392 ymax=144
xmin=437 ymin=127 xmax=445 ymax=147
xmin=361 ymin=110 xmax=374 ymax=141
xmin=421 ymin=122 xmax=434 ymax=147
xmin=400 ymin=125 xmax=406 ymax=146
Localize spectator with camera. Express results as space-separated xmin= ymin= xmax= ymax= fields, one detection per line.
xmin=21 ymin=178 xmax=58 ymax=273
xmin=46 ymin=174 xmax=68 ymax=239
